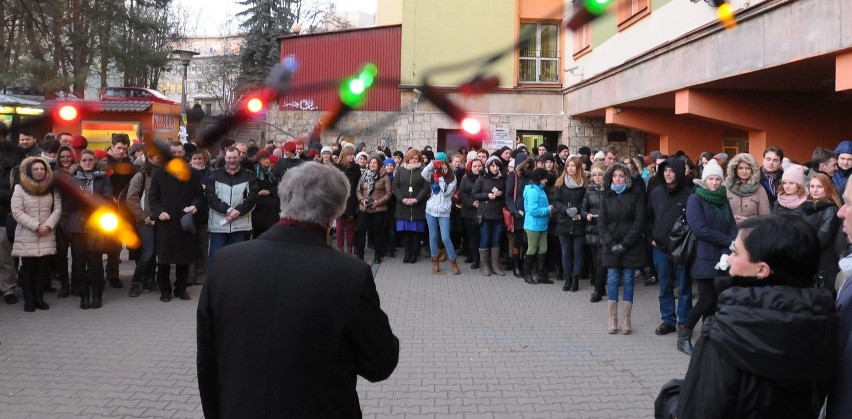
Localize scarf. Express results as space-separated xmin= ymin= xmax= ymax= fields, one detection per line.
xmin=565 ymin=176 xmax=583 ymax=189
xmin=403 ymin=162 xmax=421 ymax=171
xmin=761 ymin=168 xmax=781 ymax=197
xmin=360 ymin=169 xmax=380 ymax=196
xmin=74 ymin=170 xmax=96 ymax=194
xmin=727 ymin=179 xmax=760 ymax=197
xmin=694 ymin=186 xmax=732 ymax=223
xmin=777 ymin=192 xmax=807 ymax=210
xmin=255 ymin=164 xmax=277 ymax=184
xmin=610 ymin=183 xmax=627 ymax=194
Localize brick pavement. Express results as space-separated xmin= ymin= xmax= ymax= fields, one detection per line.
xmin=0 ymin=249 xmax=691 ymax=418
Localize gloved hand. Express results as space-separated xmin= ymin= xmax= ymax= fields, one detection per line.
xmin=611 ymin=243 xmax=626 ymax=256
xmin=715 ymin=253 xmax=730 ymax=271
xmin=566 ymin=207 xmax=578 ymax=217
xmin=516 ymin=210 xmax=525 ymax=218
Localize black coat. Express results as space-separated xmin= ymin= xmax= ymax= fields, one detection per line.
xmin=646 ymin=159 xmax=693 ymax=250
xmin=678 ymin=277 xmax=837 ymax=419
xmin=504 ymin=170 xmax=529 ymax=217
xmin=550 ymin=181 xmax=586 ymax=236
xmin=197 ymin=225 xmax=399 ymax=419
xmin=598 ymin=166 xmax=646 ymax=268
xmin=457 ymin=171 xmax=480 ymax=220
xmin=580 ymin=185 xmax=604 ymax=246
xmin=802 ymin=200 xmax=841 ymax=285
xmin=337 ymin=163 xmax=361 ymax=217
xmin=392 ymin=164 xmax=428 ymax=221
xmin=148 ymin=167 xmax=204 ymax=264
xmin=472 ymin=172 xmax=506 ymax=221
xmin=251 ymin=166 xmax=281 ymax=232
xmin=686 ymin=192 xmax=737 ymax=279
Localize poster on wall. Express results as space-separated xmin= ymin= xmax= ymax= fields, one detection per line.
xmin=491 ymin=126 xmax=513 ymax=149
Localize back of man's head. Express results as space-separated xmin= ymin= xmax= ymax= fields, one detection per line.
xmin=278 ymin=163 xmax=350 ymax=227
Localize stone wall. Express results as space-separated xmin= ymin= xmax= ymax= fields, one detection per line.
xmin=563 ymin=116 xmax=646 ymax=156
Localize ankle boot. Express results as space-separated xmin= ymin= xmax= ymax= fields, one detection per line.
xmin=570 ymin=274 xmax=579 ymax=292
xmin=608 ymin=301 xmax=618 ymax=334
xmin=22 ymin=279 xmax=35 ymax=312
xmin=677 ymin=326 xmax=694 ymax=355
xmin=58 ymin=276 xmax=69 ymax=299
xmin=621 ymin=301 xmax=633 ymax=335
xmin=478 ymin=249 xmax=491 ymax=276
xmin=523 ymin=255 xmax=537 ymax=284
xmin=562 ymin=272 xmax=571 ymax=292
xmin=450 ymin=259 xmax=460 ymax=275
xmin=555 ymin=264 xmax=564 ymax=281
xmin=470 ymin=250 xmax=480 ymax=269
xmin=431 ymin=256 xmax=444 ymax=274
xmin=511 ymin=254 xmax=523 ymax=278
xmin=34 ymin=280 xmax=49 ymax=310
xmin=490 ymin=248 xmax=506 ymax=276
xmin=536 ymin=254 xmax=552 ymax=284
xmin=91 ymin=284 xmax=103 ymax=309
xmin=80 ymin=287 xmax=91 ymax=310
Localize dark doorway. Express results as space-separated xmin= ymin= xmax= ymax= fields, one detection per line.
xmin=517 ymin=130 xmax=560 ymax=155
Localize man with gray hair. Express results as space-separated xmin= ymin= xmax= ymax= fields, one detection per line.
xmin=198 ymin=162 xmax=399 ymax=418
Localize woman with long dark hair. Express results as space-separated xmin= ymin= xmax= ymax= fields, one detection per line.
xmin=472 ymin=156 xmax=506 ymax=276
xmin=251 ymin=149 xmax=280 ymax=239
xmin=392 ymin=149 xmax=428 ymax=264
xmin=335 ymin=147 xmax=360 ymax=254
xmin=458 ymin=158 xmax=483 ymax=270
xmin=355 ymin=156 xmax=391 ymax=264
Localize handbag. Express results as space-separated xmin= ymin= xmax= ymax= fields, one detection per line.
xmin=5 ymin=213 xmax=16 ymax=243
xmin=503 ymin=175 xmax=520 ymax=233
xmin=668 ymin=208 xmax=696 ymax=265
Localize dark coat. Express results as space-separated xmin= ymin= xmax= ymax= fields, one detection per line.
xmin=827 ymin=264 xmax=852 ymax=418
xmin=678 ymin=277 xmax=837 ymax=419
xmin=197 ymin=225 xmax=399 ymax=419
xmin=550 ymin=180 xmax=586 ymax=236
xmin=65 ymin=171 xmax=113 ymax=234
xmin=148 ymin=167 xmax=204 ymax=264
xmin=0 ymin=141 xmax=24 ymax=227
xmin=251 ymin=165 xmax=280 ymax=232
xmin=646 ymin=158 xmax=693 ymax=250
xmin=802 ymin=200 xmax=841 ymax=286
xmin=392 ymin=164 xmax=428 ymax=221
xmin=580 ymin=185 xmax=604 ymax=246
xmin=472 ymin=171 xmax=506 ymax=221
xmin=686 ymin=192 xmax=737 ymax=279
xmin=337 ymin=163 xmax=361 ymax=217
xmin=505 ymin=170 xmax=529 ymax=217
xmin=772 ymin=199 xmax=805 ymax=217
xmin=598 ymin=163 xmax=646 ymax=268
xmin=457 ymin=171 xmax=480 ymax=220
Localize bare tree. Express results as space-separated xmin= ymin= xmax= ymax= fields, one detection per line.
xmin=298 ymin=1 xmax=354 ymax=34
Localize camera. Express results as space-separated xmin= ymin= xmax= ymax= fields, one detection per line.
xmin=365 ymin=197 xmax=375 ymax=207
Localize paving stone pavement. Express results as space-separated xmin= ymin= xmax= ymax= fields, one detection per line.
xmin=0 ymin=249 xmax=692 ymax=418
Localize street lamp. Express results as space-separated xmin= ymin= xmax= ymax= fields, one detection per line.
xmin=172 ymin=49 xmax=200 ymax=125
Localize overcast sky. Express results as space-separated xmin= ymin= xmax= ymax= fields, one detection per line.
xmin=177 ymin=0 xmax=378 ymax=36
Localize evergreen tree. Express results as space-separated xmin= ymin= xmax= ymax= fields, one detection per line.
xmin=236 ymin=0 xmax=300 ymax=93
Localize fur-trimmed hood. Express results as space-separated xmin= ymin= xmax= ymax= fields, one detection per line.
xmin=603 ymin=162 xmax=633 ymax=189
xmin=17 ymin=156 xmax=53 ymax=196
xmin=725 ymin=152 xmax=760 ymax=187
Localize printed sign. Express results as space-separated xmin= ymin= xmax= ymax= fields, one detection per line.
xmin=152 ymin=114 xmax=178 ymax=132
xmin=492 ymin=126 xmax=513 ymax=149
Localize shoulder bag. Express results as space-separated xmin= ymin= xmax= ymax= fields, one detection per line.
xmin=502 ymin=177 xmax=518 ymax=233
xmin=668 ymin=207 xmax=696 ymax=265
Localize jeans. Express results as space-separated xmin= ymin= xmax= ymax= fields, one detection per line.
xmin=425 ymin=214 xmax=456 ymax=259
xmin=607 ymin=267 xmax=634 ymax=302
xmin=131 ymin=223 xmax=156 ymax=286
xmin=559 ymin=234 xmax=585 ymax=275
xmin=653 ymin=246 xmax=692 ymax=326
xmin=479 ymin=219 xmax=503 ymax=249
xmin=208 ymin=231 xmax=249 ymax=266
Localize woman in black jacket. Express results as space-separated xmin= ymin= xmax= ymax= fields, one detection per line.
xmin=803 ymin=173 xmax=841 ymax=293
xmin=598 ymin=162 xmax=645 ymax=335
xmin=472 ymin=156 xmax=507 ymax=277
xmin=335 ymin=147 xmax=361 ymax=254
xmin=392 ymin=149 xmax=428 ymax=263
xmin=551 ymin=156 xmax=587 ymax=292
xmin=457 ymin=158 xmax=483 ymax=270
xmin=66 ymin=149 xmax=112 ymax=309
xmin=676 ymin=215 xmax=837 ymax=419
xmin=581 ymin=162 xmax=607 ymax=302
xmin=505 ymin=154 xmax=534 ymax=278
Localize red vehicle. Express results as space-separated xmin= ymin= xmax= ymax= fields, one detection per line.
xmin=100 ymin=86 xmax=179 ymax=106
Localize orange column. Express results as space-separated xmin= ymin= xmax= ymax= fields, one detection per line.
xmin=837 ymin=50 xmax=852 ymax=92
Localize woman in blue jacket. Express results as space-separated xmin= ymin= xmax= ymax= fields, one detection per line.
xmin=523 ymin=168 xmax=553 ymax=285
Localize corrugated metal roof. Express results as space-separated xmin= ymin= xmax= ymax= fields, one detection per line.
xmin=98 ymin=101 xmax=153 ymax=112
xmin=279 ymin=25 xmax=401 ymax=112
xmin=0 ymin=94 xmax=41 ymax=106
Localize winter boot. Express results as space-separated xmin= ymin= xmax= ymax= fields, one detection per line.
xmin=677 ymin=326 xmax=694 ymax=355
xmin=450 ymin=259 xmax=460 ymax=275
xmin=58 ymin=275 xmax=70 ymax=299
xmin=621 ymin=301 xmax=633 ymax=335
xmin=512 ymin=254 xmax=523 ymax=278
xmin=478 ymin=249 xmax=491 ymax=276
xmin=608 ymin=301 xmax=618 ymax=334
xmin=91 ymin=284 xmax=103 ymax=309
xmin=22 ymin=278 xmax=35 ymax=312
xmin=562 ymin=272 xmax=571 ymax=292
xmin=34 ymin=278 xmax=49 ymax=310
xmin=555 ymin=264 xmax=564 ymax=281
xmin=536 ymin=254 xmax=553 ymax=284
xmin=79 ymin=286 xmax=91 ymax=310
xmin=523 ymin=255 xmax=537 ymax=284
xmin=570 ymin=274 xmax=580 ymax=292
xmin=470 ymin=249 xmax=481 ymax=270
xmin=490 ymin=248 xmax=506 ymax=276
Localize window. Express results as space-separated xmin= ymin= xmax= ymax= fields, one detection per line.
xmin=617 ymin=0 xmax=651 ymax=30
xmin=572 ymin=23 xmax=592 ymax=58
xmin=519 ymin=23 xmax=560 ymax=83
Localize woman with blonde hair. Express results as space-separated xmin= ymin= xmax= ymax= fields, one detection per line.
xmin=551 ymin=156 xmax=588 ymax=291
xmin=771 ymin=164 xmax=807 ymax=216
xmin=725 ymin=152 xmax=771 ymax=224
xmin=803 ymin=172 xmax=842 ymax=292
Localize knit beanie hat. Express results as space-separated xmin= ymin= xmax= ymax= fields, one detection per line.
xmin=530 ymin=168 xmax=549 ymax=183
xmin=781 ymin=164 xmax=805 ymax=186
xmin=435 ymin=152 xmax=448 ymax=163
xmin=466 ymin=150 xmax=478 ymax=162
xmin=422 ymin=150 xmax=435 ymax=162
xmin=383 ymin=158 xmax=396 ymax=167
xmin=835 ymin=140 xmax=852 ymax=156
xmin=538 ymin=152 xmax=555 ymax=163
xmin=701 ymin=158 xmax=724 ymax=181
xmin=356 ymin=151 xmax=369 ymax=161
xmin=321 ymin=146 xmax=332 ymax=155
xmin=514 ymin=152 xmax=529 ymax=165
xmin=593 ymin=150 xmax=605 ymax=161
xmin=282 ymin=142 xmax=297 ymax=153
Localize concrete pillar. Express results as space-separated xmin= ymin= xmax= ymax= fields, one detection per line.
xmin=837 ymin=50 xmax=852 ymax=92
xmin=605 ymin=106 xmax=728 ymax=159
